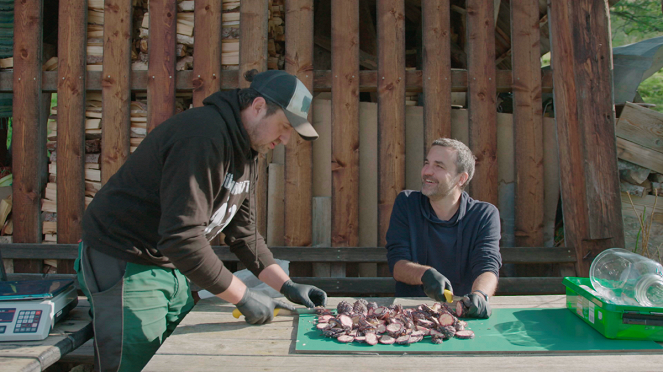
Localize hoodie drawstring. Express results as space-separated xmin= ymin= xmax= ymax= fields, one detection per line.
xmin=252 ymin=157 xmax=259 ymax=267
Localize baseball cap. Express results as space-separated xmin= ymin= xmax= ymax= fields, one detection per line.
xmin=248 ymin=70 xmax=319 ymax=141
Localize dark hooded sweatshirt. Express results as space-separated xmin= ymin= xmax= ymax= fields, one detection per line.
xmin=81 ymin=89 xmax=276 ymax=295
xmin=385 ymin=190 xmax=502 ymax=297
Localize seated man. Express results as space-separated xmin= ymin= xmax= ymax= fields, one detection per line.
xmin=386 ymin=138 xmax=502 ymax=318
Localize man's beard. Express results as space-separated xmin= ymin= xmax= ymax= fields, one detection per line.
xmin=421 ymin=178 xmax=455 ymax=200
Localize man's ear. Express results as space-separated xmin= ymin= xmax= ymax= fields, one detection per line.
xmin=251 ymin=97 xmax=266 ymax=115
xmin=457 ymin=172 xmax=469 ymax=188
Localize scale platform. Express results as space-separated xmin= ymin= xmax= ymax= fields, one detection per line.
xmin=0 ymin=279 xmax=78 ymax=341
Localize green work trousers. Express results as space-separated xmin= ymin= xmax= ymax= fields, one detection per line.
xmin=75 ymin=241 xmax=194 ymax=372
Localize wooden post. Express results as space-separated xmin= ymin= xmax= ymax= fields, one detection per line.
xmin=101 ymin=1 xmax=132 ymax=184
xmin=267 ymin=163 xmax=285 ymax=245
xmin=377 ymin=0 xmax=406 ymax=247
xmin=193 ymin=0 xmax=222 ymax=107
xmin=148 ymin=0 xmax=177 ymax=132
xmin=331 ymin=0 xmax=359 ymax=249
xmin=548 ymin=0 xmax=624 ymax=276
xmin=57 ymin=0 xmax=87 ymax=273
xmin=312 ymin=196 xmax=331 ymax=277
xmin=284 ymin=0 xmax=313 ymax=247
xmin=466 ymin=0 xmax=497 ymax=205
xmin=422 ymin=0 xmax=451 ymax=145
xmin=511 ymin=0 xmax=544 ymax=247
xmin=239 ymin=0 xmax=268 ymax=237
xmin=12 ymin=0 xmax=45 ymax=273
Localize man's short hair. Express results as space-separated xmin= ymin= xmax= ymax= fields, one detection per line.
xmin=431 ymin=138 xmax=476 ymax=189
xmin=237 ymin=70 xmax=281 ymax=116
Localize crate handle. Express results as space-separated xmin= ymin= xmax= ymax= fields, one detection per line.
xmin=623 ymin=313 xmax=663 ymax=327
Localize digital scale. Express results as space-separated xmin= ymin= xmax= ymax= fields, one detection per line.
xmin=0 ymin=279 xmax=78 ymax=341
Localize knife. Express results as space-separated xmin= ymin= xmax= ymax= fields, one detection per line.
xmin=444 ymin=289 xmax=465 ymax=304
xmin=232 ymin=307 xmax=318 ymax=319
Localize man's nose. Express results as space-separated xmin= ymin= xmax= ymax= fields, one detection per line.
xmin=422 ymin=165 xmax=433 ymax=176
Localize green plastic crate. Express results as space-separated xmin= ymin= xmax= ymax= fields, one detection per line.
xmin=563 ymin=277 xmax=663 ymax=341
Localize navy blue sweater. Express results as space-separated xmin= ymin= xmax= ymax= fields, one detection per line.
xmin=385 ymin=190 xmax=502 ymax=297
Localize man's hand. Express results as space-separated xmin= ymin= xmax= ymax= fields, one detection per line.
xmin=421 ymin=268 xmax=453 ymax=302
xmin=235 ymin=288 xmax=295 ymax=324
xmin=462 ymin=291 xmax=491 ymax=318
xmin=280 ymin=280 xmax=328 ymax=308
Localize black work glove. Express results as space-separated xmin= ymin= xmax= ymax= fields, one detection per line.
xmin=462 ymin=291 xmax=491 ymax=318
xmin=421 ymin=268 xmax=453 ymax=302
xmin=280 ymin=280 xmax=328 ymax=308
xmin=235 ymin=288 xmax=296 ymax=325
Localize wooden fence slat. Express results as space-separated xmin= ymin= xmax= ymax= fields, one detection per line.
xmin=284 ymin=0 xmax=313 ymax=247
xmin=56 ymin=0 xmax=88 ymax=274
xmin=422 ymin=0 xmax=451 ymax=145
xmin=239 ymin=0 xmax=268 ymax=236
xmin=466 ymin=0 xmax=498 ymax=205
xmin=548 ymin=0 xmax=624 ymax=276
xmin=147 ymin=0 xmax=177 ymax=132
xmin=331 ymin=0 xmax=359 ymax=249
xmin=511 ymin=0 xmax=544 ymax=247
xmin=377 ymin=0 xmax=406 ymax=247
xmin=6 ymin=69 xmax=556 ymax=93
xmin=12 ymin=0 xmax=45 ymax=273
xmin=192 ymin=0 xmax=222 ymax=107
xmin=101 ymin=1 xmax=133 ymax=184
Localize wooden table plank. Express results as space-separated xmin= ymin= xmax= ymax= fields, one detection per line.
xmin=466 ymin=0 xmax=498 ymax=205
xmin=0 ymin=357 xmax=41 ymax=372
xmin=284 ymin=0 xmax=314 ymax=247
xmin=511 ymin=0 xmax=544 ymax=248
xmin=377 ymin=0 xmax=406 ymax=246
xmin=331 ymin=0 xmax=359 ymax=250
xmin=147 ymin=295 xmax=663 ymax=371
xmin=56 ymin=0 xmax=88 ymax=274
xmin=147 ymin=0 xmax=177 ymax=131
xmin=101 ymin=0 xmax=133 ymax=184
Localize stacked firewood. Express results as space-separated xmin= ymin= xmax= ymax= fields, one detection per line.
xmin=134 ymin=0 xmax=241 ymax=71
xmin=86 ymin=0 xmax=104 ymax=71
xmin=268 ymin=0 xmax=285 ymax=70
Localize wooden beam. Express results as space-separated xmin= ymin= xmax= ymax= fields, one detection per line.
xmin=6 ymin=69 xmax=556 ymax=93
xmin=331 ymin=0 xmax=359 ymax=248
xmin=0 ymin=244 xmax=577 ymax=264
xmin=284 ymin=0 xmax=314 ymax=247
xmin=511 ymin=0 xmax=544 ymax=247
xmin=12 ymin=0 xmax=46 ymax=273
xmin=466 ymin=0 xmax=498 ymax=205
xmin=422 ymin=0 xmax=452 ymax=145
xmin=147 ymin=0 xmax=177 ymax=131
xmin=192 ymin=0 xmax=223 ymax=107
xmin=239 ymin=0 xmax=268 ymax=236
xmin=56 ymin=0 xmax=88 ymax=274
xmin=377 ymin=0 xmax=406 ymax=246
xmin=548 ymin=0 xmax=624 ymax=276
xmin=101 ymin=1 xmax=133 ymax=184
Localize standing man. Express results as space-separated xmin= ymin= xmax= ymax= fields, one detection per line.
xmin=385 ymin=138 xmax=501 ymax=318
xmin=76 ymin=70 xmax=327 ymax=371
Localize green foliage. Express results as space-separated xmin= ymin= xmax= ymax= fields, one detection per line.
xmin=637 ymin=71 xmax=663 ymax=113
xmin=611 ymin=0 xmax=663 ymax=46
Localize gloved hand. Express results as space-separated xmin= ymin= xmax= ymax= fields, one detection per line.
xmin=421 ymin=268 xmax=453 ymax=302
xmin=462 ymin=291 xmax=491 ymax=318
xmin=280 ymin=280 xmax=328 ymax=308
xmin=235 ymin=287 xmax=296 ymax=325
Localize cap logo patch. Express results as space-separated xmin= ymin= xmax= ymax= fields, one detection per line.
xmin=301 ymin=95 xmax=311 ymax=114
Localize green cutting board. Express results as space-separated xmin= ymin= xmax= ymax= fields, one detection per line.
xmin=295 ymin=308 xmax=663 ymax=354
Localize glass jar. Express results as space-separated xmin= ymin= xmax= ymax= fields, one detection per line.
xmin=589 ymin=248 xmax=663 ymax=307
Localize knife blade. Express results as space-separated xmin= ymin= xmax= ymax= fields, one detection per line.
xmin=232 ymin=307 xmax=318 ymax=319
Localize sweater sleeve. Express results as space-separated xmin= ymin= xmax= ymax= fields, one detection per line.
xmin=469 ymin=205 xmax=502 ymax=280
xmin=385 ymin=192 xmax=414 ymax=274
xmin=157 ymin=137 xmax=234 ymax=295
xmin=223 ymin=191 xmax=277 ymax=278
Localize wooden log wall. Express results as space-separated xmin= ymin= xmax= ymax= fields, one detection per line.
xmin=6 ymin=1 xmax=626 ymax=281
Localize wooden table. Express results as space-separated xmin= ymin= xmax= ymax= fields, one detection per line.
xmin=0 ymin=297 xmax=92 ymax=372
xmin=145 ymin=296 xmax=663 ymax=371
